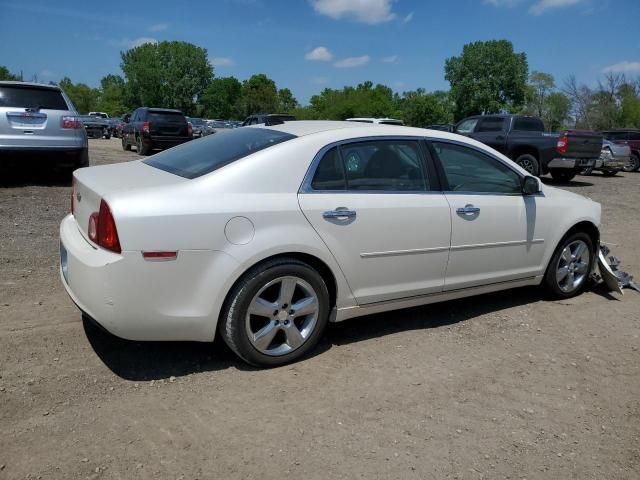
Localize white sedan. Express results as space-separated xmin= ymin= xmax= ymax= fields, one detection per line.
xmin=60 ymin=121 xmax=601 ymax=366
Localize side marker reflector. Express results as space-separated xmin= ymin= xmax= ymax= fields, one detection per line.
xmin=142 ymin=251 xmax=178 ymax=260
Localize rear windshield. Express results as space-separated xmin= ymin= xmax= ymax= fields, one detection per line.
xmin=148 ymin=111 xmax=185 ymax=123
xmin=145 ymin=127 xmax=296 ymax=179
xmin=0 ymin=85 xmax=68 ymax=110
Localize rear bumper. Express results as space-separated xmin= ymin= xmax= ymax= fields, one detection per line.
xmin=548 ymin=157 xmax=597 ymax=169
xmin=145 ymin=136 xmax=192 ymax=148
xmin=0 ymin=146 xmax=88 ymax=166
xmin=59 ymin=214 xmax=239 ymax=342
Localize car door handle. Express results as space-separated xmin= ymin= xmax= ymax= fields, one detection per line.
xmin=456 ymin=205 xmax=480 ymax=216
xmin=323 ymin=209 xmax=357 ymax=220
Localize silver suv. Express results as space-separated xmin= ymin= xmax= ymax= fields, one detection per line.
xmin=0 ymin=81 xmax=88 ymax=169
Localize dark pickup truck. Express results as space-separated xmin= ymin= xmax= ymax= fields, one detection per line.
xmin=121 ymin=107 xmax=192 ymax=156
xmin=454 ymin=114 xmax=603 ymax=182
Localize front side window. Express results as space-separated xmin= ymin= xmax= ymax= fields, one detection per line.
xmin=432 ymin=142 xmax=521 ymax=194
xmin=456 ymin=118 xmax=478 ymax=134
xmin=310 ymin=140 xmax=428 ymax=192
xmin=145 ymin=128 xmax=296 ymax=178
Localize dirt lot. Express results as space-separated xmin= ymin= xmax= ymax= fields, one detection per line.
xmin=1 ymin=139 xmax=639 ymax=480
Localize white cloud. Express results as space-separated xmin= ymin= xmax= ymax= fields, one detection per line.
xmin=602 ymin=61 xmax=640 ymax=74
xmin=402 ymin=12 xmax=413 ymax=23
xmin=529 ymin=0 xmax=582 ymax=15
xmin=381 ymin=55 xmax=398 ymax=64
xmin=334 ymin=55 xmax=370 ymax=68
xmin=310 ymin=0 xmax=396 ymax=24
xmin=148 ymin=23 xmax=168 ymax=32
xmin=210 ymin=57 xmax=235 ymax=67
xmin=312 ymin=76 xmax=329 ymax=85
xmin=305 ymin=46 xmax=333 ymax=61
xmin=110 ymin=37 xmax=158 ymax=48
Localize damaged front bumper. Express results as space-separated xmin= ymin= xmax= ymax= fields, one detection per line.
xmin=594 ymin=244 xmax=640 ymax=294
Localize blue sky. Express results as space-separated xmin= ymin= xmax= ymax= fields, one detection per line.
xmin=1 ymin=0 xmax=639 ymax=104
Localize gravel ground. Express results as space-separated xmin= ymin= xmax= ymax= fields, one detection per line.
xmin=0 ymin=139 xmax=639 ymax=480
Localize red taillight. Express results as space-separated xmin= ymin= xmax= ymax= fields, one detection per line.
xmin=557 ymin=135 xmax=569 ymax=154
xmin=71 ymin=177 xmax=75 ymax=215
xmin=142 ymin=121 xmax=150 ymax=134
xmin=61 ymin=116 xmax=82 ymax=129
xmin=87 ymin=200 xmax=121 ymax=253
xmin=187 ymin=122 xmax=193 ymax=137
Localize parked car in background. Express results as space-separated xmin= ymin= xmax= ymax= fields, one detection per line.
xmin=454 ymin=114 xmax=602 ymax=182
xmin=121 ymin=107 xmax=192 ymax=155
xmin=60 ymin=121 xmax=601 ymax=367
xmin=242 ymin=113 xmax=296 ymax=126
xmin=580 ymin=139 xmax=630 ymax=176
xmin=601 ymin=129 xmax=640 ymax=172
xmin=79 ymin=115 xmax=110 ymax=139
xmin=186 ymin=117 xmax=209 ymax=137
xmin=346 ymin=117 xmax=405 ymax=125
xmin=114 ymin=114 xmax=130 ymax=138
xmin=0 ymin=81 xmax=88 ymax=170
xmin=88 ymin=111 xmax=109 ymax=119
xmin=87 ymin=112 xmax=117 ymax=137
xmin=425 ymin=124 xmax=455 ymax=132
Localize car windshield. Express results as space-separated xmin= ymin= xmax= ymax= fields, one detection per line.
xmin=145 ymin=127 xmax=296 ymax=179
xmin=0 ymin=85 xmax=68 ymax=110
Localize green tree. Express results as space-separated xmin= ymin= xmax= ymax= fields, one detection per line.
xmin=0 ymin=65 xmax=19 ymax=81
xmin=526 ymin=71 xmax=555 ymax=118
xmin=59 ymin=77 xmax=100 ymax=113
xmin=304 ymin=81 xmax=398 ymax=120
xmin=239 ymin=74 xmax=279 ymax=116
xmin=400 ymin=89 xmax=454 ymax=127
xmin=200 ymin=76 xmax=242 ymax=119
xmin=278 ymin=88 xmax=298 ymax=112
xmin=96 ymin=74 xmax=127 ymax=116
xmin=120 ymin=41 xmax=213 ymax=115
xmin=444 ymin=40 xmax=528 ymax=119
xmin=545 ymin=92 xmax=571 ymax=131
xmin=618 ymin=83 xmax=640 ymax=128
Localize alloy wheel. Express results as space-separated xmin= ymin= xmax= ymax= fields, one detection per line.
xmin=555 ymin=240 xmax=590 ymax=293
xmin=245 ymin=276 xmax=319 ymax=356
xmin=518 ymin=158 xmax=535 ymax=174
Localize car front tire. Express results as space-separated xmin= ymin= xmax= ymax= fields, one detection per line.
xmin=623 ymin=153 xmax=640 ymax=172
xmin=544 ymin=232 xmax=594 ymax=299
xmin=219 ymin=257 xmax=330 ymax=367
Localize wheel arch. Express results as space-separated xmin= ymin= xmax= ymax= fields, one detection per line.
xmin=543 ymin=220 xmax=600 ymax=279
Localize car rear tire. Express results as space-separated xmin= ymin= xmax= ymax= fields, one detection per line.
xmin=514 ymin=154 xmax=540 ymax=177
xmin=219 ymin=257 xmax=330 ymax=367
xmin=623 ymin=153 xmax=640 ymax=172
xmin=544 ymin=232 xmax=594 ymax=299
xmin=136 ymin=136 xmax=151 ymax=156
xmin=550 ymin=170 xmax=576 ymax=182
xmin=122 ymin=137 xmax=131 ymax=151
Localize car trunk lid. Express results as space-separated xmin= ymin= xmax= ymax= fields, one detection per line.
xmin=72 ymin=160 xmax=188 ymax=242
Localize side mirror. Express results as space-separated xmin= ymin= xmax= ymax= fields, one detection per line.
xmin=522 ymin=176 xmax=541 ymax=195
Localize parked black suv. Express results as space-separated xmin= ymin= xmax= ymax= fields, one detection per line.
xmin=121 ymin=107 xmax=192 ymax=155
xmin=241 ymin=113 xmax=296 ymax=126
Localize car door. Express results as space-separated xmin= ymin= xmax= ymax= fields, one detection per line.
xmin=429 ymin=140 xmax=548 ymax=290
xmin=298 ymin=138 xmax=451 ymax=305
xmin=469 ymin=116 xmax=508 ymax=154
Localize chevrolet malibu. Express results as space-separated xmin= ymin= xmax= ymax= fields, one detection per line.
xmin=60 ymin=121 xmax=601 ymax=367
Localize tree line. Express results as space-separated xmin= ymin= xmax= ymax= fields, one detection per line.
xmin=2 ymin=39 xmax=639 ymax=131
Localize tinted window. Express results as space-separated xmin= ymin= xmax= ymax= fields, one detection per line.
xmin=379 ymin=120 xmax=404 ymax=125
xmin=339 ymin=140 xmax=427 ymax=191
xmin=0 ymin=86 xmax=68 ymax=110
xmin=477 ymin=117 xmax=505 ymax=132
xmin=433 ymin=142 xmax=521 ymax=194
xmin=311 ymin=147 xmax=345 ymax=190
xmin=627 ymin=132 xmax=640 ymax=141
xmin=145 ymin=128 xmax=296 ymax=179
xmin=513 ymin=117 xmax=544 ymax=132
xmin=456 ymin=118 xmax=478 ymax=134
xmin=148 ymin=111 xmax=185 ymax=123
xmin=603 ymin=132 xmax=629 ymax=141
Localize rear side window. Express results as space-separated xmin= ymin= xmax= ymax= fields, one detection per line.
xmin=148 ymin=111 xmax=185 ymax=123
xmin=311 ymin=147 xmax=345 ymax=190
xmin=627 ymin=132 xmax=640 ymax=141
xmin=145 ymin=127 xmax=296 ymax=179
xmin=603 ymin=132 xmax=629 ymax=141
xmin=477 ymin=117 xmax=505 ymax=132
xmin=0 ymin=86 xmax=68 ymax=110
xmin=513 ymin=117 xmax=544 ymax=132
